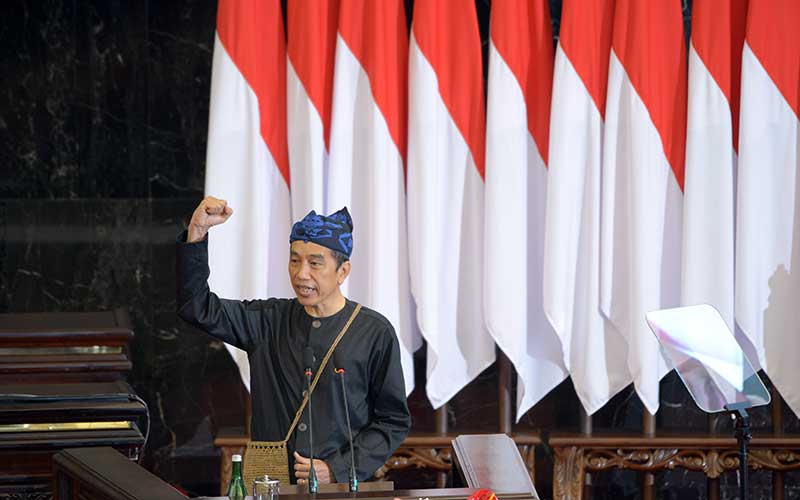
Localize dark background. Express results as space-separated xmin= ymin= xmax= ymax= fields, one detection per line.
xmin=1 ymin=0 xmax=798 ymax=498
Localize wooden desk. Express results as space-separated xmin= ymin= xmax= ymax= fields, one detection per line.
xmin=52 ymin=447 xmax=538 ymax=500
xmin=548 ymin=432 xmax=800 ymax=500
xmin=214 ymin=432 xmax=541 ymax=495
xmin=279 ymin=482 xmax=394 ymax=494
xmin=199 ymin=488 xmax=537 ymax=500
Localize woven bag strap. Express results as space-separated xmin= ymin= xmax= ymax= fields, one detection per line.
xmin=283 ymin=303 xmax=362 ymax=441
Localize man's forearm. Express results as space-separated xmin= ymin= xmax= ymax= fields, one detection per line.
xmin=175 ymin=231 xmax=252 ymax=350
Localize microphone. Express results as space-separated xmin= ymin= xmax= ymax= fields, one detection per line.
xmin=302 ymin=346 xmax=318 ymax=494
xmin=333 ymin=351 xmax=358 ymax=492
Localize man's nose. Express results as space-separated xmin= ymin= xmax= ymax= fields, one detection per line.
xmin=296 ymin=261 xmax=311 ymax=279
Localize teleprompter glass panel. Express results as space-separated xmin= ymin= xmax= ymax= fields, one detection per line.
xmin=645 ymin=304 xmax=769 ymax=413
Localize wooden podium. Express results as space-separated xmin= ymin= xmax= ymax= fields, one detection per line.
xmin=0 ymin=381 xmax=146 ymax=497
xmin=52 ymin=445 xmax=541 ymax=500
xmin=0 ymin=309 xmax=144 ymax=498
xmin=54 ymin=447 xmax=186 ymax=500
xmin=0 ymin=308 xmax=134 ymax=384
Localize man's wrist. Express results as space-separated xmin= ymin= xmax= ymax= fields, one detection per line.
xmin=319 ymin=459 xmax=332 ymax=483
xmin=186 ymin=223 xmax=208 ymax=243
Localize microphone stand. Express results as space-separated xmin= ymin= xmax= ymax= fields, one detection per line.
xmin=303 ymin=346 xmax=318 ymax=495
xmin=335 ymin=367 xmax=358 ymax=492
xmin=305 ymin=365 xmax=318 ymax=494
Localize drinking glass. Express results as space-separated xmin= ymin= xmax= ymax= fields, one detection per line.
xmin=253 ymin=476 xmax=279 ymax=500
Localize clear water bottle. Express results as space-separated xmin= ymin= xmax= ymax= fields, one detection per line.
xmin=227 ymin=454 xmax=247 ymax=500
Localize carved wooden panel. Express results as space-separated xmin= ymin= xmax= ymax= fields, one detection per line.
xmin=551 ymin=443 xmax=800 ymax=500
xmin=553 ymin=446 xmax=584 ymax=500
xmin=0 ymin=493 xmax=52 ymax=500
xmin=376 ymin=447 xmax=453 ymax=478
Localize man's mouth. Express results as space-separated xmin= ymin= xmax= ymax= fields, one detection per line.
xmin=296 ymin=285 xmax=316 ymax=296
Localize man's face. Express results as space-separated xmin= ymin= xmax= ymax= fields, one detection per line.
xmin=288 ymin=241 xmax=350 ymax=310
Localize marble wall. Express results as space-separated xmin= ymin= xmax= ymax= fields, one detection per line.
xmin=1 ymin=0 xmax=797 ymax=498
xmin=1 ymin=0 xmax=239 ymax=495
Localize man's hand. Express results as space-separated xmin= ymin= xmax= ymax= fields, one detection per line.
xmin=293 ymin=451 xmax=333 ymax=485
xmin=187 ymin=196 xmax=233 ymax=242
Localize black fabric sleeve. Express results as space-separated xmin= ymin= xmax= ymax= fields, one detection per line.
xmin=324 ymin=327 xmax=411 ymax=482
xmin=175 ymin=230 xmax=269 ymax=352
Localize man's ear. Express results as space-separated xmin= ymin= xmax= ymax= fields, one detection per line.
xmin=337 ymin=261 xmax=351 ymax=284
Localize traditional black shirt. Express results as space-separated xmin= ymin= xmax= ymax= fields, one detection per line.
xmin=175 ymin=233 xmax=410 ymax=483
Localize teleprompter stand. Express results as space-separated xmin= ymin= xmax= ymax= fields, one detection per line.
xmin=646 ymin=304 xmax=771 ymax=500
xmin=725 ymin=401 xmax=753 ymax=500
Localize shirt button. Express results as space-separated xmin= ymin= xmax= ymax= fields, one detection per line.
xmin=298 ymin=422 xmax=308 ymax=432
xmin=311 ymin=320 xmax=322 ymax=328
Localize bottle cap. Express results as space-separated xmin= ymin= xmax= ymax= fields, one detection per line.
xmin=232 ymin=454 xmax=242 ymax=462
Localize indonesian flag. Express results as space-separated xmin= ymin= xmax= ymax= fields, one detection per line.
xmin=485 ymin=0 xmax=567 ymax=419
xmin=205 ymin=0 xmax=293 ymax=390
xmin=600 ymin=1 xmax=687 ymax=414
xmin=736 ymin=0 xmax=800 ymax=416
xmin=543 ymin=0 xmax=631 ymax=414
xmin=287 ymin=0 xmax=339 ymax=218
xmin=327 ymin=0 xmax=420 ymax=395
xmin=682 ymin=0 xmax=747 ymax=335
xmin=408 ymin=0 xmax=495 ymax=408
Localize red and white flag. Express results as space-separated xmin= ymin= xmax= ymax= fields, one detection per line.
xmin=543 ymin=0 xmax=630 ymax=414
xmin=682 ymin=0 xmax=747 ymax=334
xmin=408 ymin=0 xmax=495 ymax=408
xmin=736 ymin=0 xmax=800 ymax=416
xmin=205 ymin=0 xmax=293 ymax=390
xmin=287 ymin=0 xmax=339 ymax=218
xmin=485 ymin=0 xmax=566 ymax=419
xmin=327 ymin=0 xmax=420 ymax=395
xmin=600 ymin=1 xmax=687 ymax=414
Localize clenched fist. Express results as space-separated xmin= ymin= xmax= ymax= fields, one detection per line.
xmin=187 ymin=196 xmax=233 ymax=243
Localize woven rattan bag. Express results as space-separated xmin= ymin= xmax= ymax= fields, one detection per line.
xmin=242 ymin=304 xmax=361 ymax=487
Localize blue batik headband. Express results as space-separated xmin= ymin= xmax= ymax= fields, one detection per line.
xmin=289 ymin=207 xmax=354 ymax=258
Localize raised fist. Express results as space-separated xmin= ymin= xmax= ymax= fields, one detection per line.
xmin=187 ymin=196 xmax=233 ymax=242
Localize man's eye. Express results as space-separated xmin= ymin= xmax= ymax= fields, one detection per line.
xmin=311 ymin=261 xmax=322 ymax=267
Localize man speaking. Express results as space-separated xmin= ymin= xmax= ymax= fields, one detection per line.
xmin=176 ymin=196 xmax=410 ymax=485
